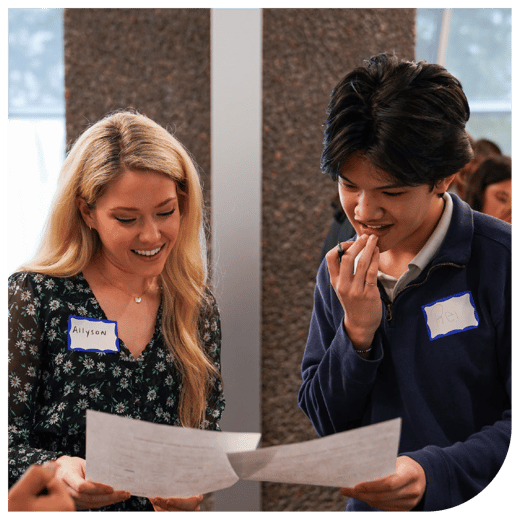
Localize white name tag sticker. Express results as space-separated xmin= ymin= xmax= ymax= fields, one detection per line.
xmin=422 ymin=291 xmax=479 ymax=341
xmin=68 ymin=316 xmax=120 ymax=353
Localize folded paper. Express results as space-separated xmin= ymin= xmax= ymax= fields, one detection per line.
xmin=86 ymin=410 xmax=401 ymax=498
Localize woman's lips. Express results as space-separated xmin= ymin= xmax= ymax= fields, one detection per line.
xmin=131 ymin=245 xmax=164 ymax=257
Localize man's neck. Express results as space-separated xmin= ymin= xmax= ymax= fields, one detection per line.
xmin=378 ymin=195 xmax=446 ymax=279
xmin=378 ymin=251 xmax=415 ymax=279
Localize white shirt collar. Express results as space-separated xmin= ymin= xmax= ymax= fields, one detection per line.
xmin=410 ymin=192 xmax=453 ymax=272
xmin=377 ymin=193 xmax=453 ymax=300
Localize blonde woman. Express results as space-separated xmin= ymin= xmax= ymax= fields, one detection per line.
xmin=8 ymin=111 xmax=225 ymax=511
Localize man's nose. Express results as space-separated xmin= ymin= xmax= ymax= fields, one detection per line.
xmin=354 ymin=191 xmax=384 ymax=222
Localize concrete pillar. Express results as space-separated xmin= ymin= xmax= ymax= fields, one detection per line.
xmin=260 ymin=8 xmax=415 ymax=510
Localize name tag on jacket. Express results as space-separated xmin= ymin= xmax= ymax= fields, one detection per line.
xmin=68 ymin=316 xmax=120 ymax=353
xmin=422 ymin=291 xmax=479 ymax=341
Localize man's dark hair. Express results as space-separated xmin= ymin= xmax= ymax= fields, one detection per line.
xmin=321 ymin=53 xmax=474 ymax=186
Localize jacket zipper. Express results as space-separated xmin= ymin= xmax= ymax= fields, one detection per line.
xmin=384 ymin=262 xmax=465 ymax=323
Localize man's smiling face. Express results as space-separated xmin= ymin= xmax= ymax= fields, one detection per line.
xmin=338 ymin=154 xmax=453 ymax=257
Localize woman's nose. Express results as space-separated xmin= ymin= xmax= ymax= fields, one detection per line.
xmin=139 ymin=219 xmax=161 ymax=242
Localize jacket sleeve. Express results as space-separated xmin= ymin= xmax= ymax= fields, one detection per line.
xmin=8 ymin=273 xmax=65 ymax=488
xmin=298 ymin=260 xmax=384 ymax=437
xmin=404 ymin=410 xmax=510 ymax=511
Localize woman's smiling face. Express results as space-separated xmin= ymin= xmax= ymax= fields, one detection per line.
xmin=338 ymin=155 xmax=453 ymax=257
xmin=79 ymin=169 xmax=181 ymax=277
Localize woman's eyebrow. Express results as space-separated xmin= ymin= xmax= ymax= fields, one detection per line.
xmin=156 ymin=196 xmax=177 ymax=208
xmin=111 ymin=196 xmax=178 ymax=212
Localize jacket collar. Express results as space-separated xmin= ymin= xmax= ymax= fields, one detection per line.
xmin=429 ymin=193 xmax=473 ymax=267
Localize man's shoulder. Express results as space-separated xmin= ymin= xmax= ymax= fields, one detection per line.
xmin=471 ymin=211 xmax=511 ymax=253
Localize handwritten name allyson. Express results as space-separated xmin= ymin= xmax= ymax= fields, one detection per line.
xmin=70 ymin=326 xmax=108 ymax=337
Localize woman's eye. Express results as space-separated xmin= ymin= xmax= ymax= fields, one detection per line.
xmin=115 ymin=217 xmax=136 ymax=224
xmin=158 ymin=208 xmax=175 ymax=217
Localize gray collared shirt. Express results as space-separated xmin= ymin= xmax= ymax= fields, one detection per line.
xmin=378 ymin=193 xmax=453 ymax=301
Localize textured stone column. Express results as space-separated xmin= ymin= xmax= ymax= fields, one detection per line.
xmin=261 ymin=8 xmax=415 ymax=511
xmin=64 ymin=8 xmax=211 ymax=208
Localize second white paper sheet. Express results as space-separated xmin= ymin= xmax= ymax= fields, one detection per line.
xmin=228 ymin=418 xmax=401 ymax=488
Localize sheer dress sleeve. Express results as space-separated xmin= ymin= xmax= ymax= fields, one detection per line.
xmin=198 ymin=291 xmax=225 ymax=431
xmin=8 ymin=273 xmax=65 ymax=487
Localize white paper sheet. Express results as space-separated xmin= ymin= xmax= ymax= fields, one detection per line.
xmin=85 ymin=410 xmax=260 ymax=498
xmin=228 ymin=418 xmax=401 ymax=488
xmin=86 ymin=410 xmax=401 ymax=498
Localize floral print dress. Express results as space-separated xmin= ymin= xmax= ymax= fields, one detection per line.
xmin=8 ymin=271 xmax=225 ymax=511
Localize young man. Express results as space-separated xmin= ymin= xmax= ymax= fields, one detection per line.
xmin=298 ymin=54 xmax=511 ymax=511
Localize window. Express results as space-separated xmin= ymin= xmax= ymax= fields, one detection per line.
xmin=416 ymin=8 xmax=511 ymax=155
xmin=7 ymin=8 xmax=65 ymax=275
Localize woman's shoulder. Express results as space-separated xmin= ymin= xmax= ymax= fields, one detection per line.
xmin=9 ymin=271 xmax=45 ymax=292
xmin=8 ymin=271 xmax=85 ymax=296
xmin=197 ymin=288 xmax=221 ymax=336
xmin=199 ymin=288 xmax=219 ymax=317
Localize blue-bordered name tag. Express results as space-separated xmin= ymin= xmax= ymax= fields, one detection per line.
xmin=422 ymin=291 xmax=479 ymax=341
xmin=68 ymin=315 xmax=120 ymax=353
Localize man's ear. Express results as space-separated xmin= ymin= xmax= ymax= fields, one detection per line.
xmin=435 ymin=174 xmax=457 ymax=195
xmin=76 ymin=197 xmax=95 ymax=229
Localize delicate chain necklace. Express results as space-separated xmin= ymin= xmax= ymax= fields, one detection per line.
xmin=96 ymin=266 xmax=157 ymax=304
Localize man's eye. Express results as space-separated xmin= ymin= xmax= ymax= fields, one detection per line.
xmin=339 ymin=181 xmax=357 ymax=190
xmin=383 ymin=191 xmax=405 ymax=197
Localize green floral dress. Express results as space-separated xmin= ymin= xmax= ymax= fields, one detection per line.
xmin=8 ymin=271 xmax=225 ymax=511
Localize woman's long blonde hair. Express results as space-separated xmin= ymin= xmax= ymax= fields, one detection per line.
xmin=21 ymin=110 xmax=218 ymax=428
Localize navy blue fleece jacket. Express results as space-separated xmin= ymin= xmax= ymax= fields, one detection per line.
xmin=298 ymin=194 xmax=511 ymax=511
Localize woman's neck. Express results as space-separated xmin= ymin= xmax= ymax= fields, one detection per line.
xmin=88 ymin=253 xmax=160 ymax=297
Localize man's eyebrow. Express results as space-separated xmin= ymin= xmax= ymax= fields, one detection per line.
xmin=339 ymin=173 xmax=406 ymax=190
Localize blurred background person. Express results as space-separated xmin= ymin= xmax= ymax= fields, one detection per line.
xmin=451 ymin=136 xmax=502 ymax=199
xmin=464 ymin=155 xmax=511 ymax=223
xmin=474 ymin=138 xmax=502 ymax=159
